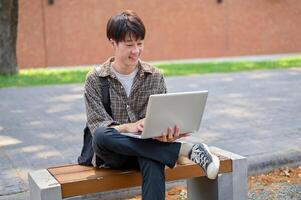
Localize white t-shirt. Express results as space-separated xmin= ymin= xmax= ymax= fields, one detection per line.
xmin=111 ymin=67 xmax=138 ymax=97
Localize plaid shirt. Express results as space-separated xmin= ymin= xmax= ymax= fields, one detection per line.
xmin=84 ymin=57 xmax=167 ymax=135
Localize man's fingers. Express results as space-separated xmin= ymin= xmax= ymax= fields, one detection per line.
xmin=154 ymin=133 xmax=166 ymax=142
xmin=168 ymin=127 xmax=173 ymax=141
xmin=163 ymin=132 xmax=168 ymax=142
xmin=179 ymin=132 xmax=190 ymax=138
xmin=167 ymin=127 xmax=171 ymax=134
xmin=137 ymin=124 xmax=144 ymax=132
xmin=154 ymin=129 xmax=185 ymax=143
xmin=174 ymin=125 xmax=180 ymax=138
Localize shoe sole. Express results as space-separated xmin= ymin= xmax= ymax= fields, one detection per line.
xmin=202 ymin=144 xmax=220 ymax=179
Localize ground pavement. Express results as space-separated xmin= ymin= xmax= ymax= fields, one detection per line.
xmin=0 ymin=68 xmax=301 ymax=199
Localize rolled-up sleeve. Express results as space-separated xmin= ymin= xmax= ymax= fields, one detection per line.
xmin=84 ymin=72 xmax=119 ymax=134
xmin=159 ymin=75 xmax=167 ymax=94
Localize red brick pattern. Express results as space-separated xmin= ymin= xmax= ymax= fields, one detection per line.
xmin=17 ymin=0 xmax=301 ymax=68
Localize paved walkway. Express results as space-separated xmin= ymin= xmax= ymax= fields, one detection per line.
xmin=0 ymin=68 xmax=301 ymax=199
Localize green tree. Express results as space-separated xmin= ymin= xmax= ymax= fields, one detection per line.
xmin=0 ymin=0 xmax=18 ymax=75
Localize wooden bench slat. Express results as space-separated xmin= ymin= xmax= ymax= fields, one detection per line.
xmin=49 ymin=165 xmax=129 ymax=178
xmin=49 ymin=159 xmax=232 ymax=184
xmin=47 ymin=164 xmax=93 ymax=175
xmin=60 ymin=173 xmax=142 ymax=197
xmin=49 ymin=154 xmax=230 ymax=176
xmin=51 ymin=168 xmax=139 ymax=183
xmin=48 ymin=158 xmax=232 ymax=198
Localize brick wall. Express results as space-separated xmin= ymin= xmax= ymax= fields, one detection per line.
xmin=17 ymin=0 xmax=301 ymax=68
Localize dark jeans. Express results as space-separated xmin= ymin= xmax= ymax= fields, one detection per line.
xmin=92 ymin=127 xmax=181 ymax=200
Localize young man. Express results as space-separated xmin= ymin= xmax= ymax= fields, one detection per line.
xmin=84 ymin=10 xmax=220 ymax=200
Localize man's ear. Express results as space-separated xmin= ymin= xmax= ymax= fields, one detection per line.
xmin=109 ymin=39 xmax=117 ymax=49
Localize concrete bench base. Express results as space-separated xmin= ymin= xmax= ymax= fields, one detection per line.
xmin=28 ymin=169 xmax=62 ymax=200
xmin=187 ymin=147 xmax=247 ymax=200
xmin=28 ymin=147 xmax=247 ymax=200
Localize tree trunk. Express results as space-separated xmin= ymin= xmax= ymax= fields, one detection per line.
xmin=0 ymin=0 xmax=18 ymax=75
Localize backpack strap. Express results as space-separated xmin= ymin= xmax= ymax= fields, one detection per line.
xmin=77 ymin=76 xmax=112 ymax=167
xmin=99 ymin=77 xmax=112 ymax=117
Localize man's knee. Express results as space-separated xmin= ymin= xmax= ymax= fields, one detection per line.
xmin=92 ymin=127 xmax=116 ymax=149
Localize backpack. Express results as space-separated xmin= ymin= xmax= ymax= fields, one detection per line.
xmin=77 ymin=77 xmax=112 ymax=166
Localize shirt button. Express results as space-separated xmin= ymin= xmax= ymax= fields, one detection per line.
xmin=126 ymin=105 xmax=129 ymax=108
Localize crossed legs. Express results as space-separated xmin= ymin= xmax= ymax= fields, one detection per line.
xmin=92 ymin=127 xmax=180 ymax=200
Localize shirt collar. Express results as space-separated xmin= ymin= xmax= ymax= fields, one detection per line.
xmin=96 ymin=57 xmax=153 ymax=78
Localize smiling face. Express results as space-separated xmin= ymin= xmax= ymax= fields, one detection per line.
xmin=106 ymin=10 xmax=145 ymax=71
xmin=111 ymin=34 xmax=144 ymax=69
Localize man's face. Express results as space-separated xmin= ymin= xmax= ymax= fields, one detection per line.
xmin=111 ymin=35 xmax=144 ymax=67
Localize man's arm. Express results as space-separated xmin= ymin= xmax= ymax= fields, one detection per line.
xmin=84 ymin=72 xmax=119 ymax=134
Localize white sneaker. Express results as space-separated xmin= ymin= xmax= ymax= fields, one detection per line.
xmin=189 ymin=143 xmax=220 ymax=179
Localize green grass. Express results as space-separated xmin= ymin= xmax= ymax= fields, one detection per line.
xmin=0 ymin=68 xmax=91 ymax=88
xmin=156 ymin=56 xmax=301 ymax=76
xmin=1 ymin=56 xmax=301 ymax=88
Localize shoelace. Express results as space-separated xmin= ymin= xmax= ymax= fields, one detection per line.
xmin=191 ymin=146 xmax=210 ymax=169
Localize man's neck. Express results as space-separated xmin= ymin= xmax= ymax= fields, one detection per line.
xmin=112 ymin=60 xmax=138 ymax=75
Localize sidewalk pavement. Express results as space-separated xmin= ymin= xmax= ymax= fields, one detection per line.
xmin=0 ymin=68 xmax=301 ymax=199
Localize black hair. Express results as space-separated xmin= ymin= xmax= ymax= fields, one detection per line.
xmin=106 ymin=10 xmax=145 ymax=43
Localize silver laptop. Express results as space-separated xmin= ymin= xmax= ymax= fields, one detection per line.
xmin=121 ymin=90 xmax=208 ymax=139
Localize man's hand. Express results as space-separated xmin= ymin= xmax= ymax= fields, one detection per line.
xmin=125 ymin=118 xmax=144 ymax=133
xmin=153 ymin=125 xmax=189 ymax=143
xmin=111 ymin=118 xmax=144 ymax=133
